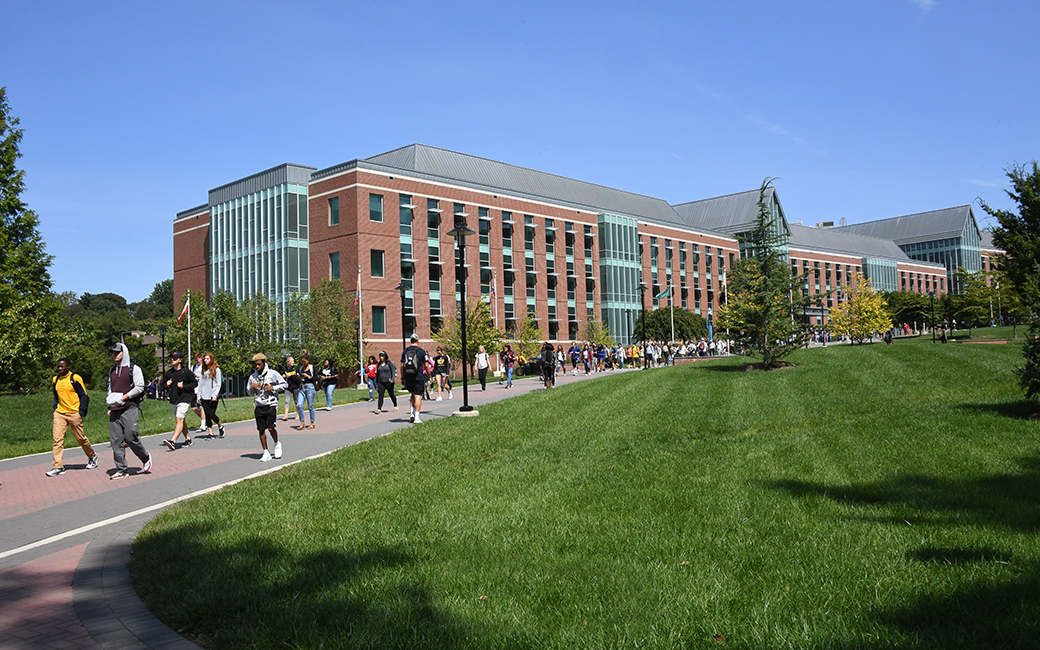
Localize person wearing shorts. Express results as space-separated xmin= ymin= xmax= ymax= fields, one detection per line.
xmin=400 ymin=335 xmax=429 ymax=423
xmin=247 ymin=353 xmax=287 ymax=462
xmin=161 ymin=351 xmax=197 ymax=450
xmin=432 ymin=347 xmax=452 ymax=401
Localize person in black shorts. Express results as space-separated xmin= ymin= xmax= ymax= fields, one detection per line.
xmin=400 ymin=335 xmax=429 ymax=424
xmin=246 ymin=353 xmax=287 ymax=462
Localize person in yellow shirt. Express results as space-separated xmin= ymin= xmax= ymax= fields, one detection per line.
xmin=48 ymin=357 xmax=99 ymax=477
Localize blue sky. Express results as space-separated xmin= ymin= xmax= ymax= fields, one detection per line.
xmin=3 ymin=0 xmax=1037 ymax=302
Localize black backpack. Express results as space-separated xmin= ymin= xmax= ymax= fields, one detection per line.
xmin=402 ymin=348 xmax=421 ymax=376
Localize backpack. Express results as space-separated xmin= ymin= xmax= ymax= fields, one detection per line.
xmin=402 ymin=347 xmax=421 ymax=376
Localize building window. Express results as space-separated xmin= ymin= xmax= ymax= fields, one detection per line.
xmin=328 ymin=197 xmax=339 ymax=226
xmin=371 ymin=249 xmax=384 ymax=278
xmin=370 ymin=194 xmax=383 ymax=222
xmin=329 ymin=252 xmax=340 ymax=280
xmin=372 ymin=306 xmax=386 ymax=334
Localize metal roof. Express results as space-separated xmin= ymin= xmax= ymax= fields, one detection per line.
xmin=788 ymin=224 xmax=942 ymax=268
xmin=207 ymin=163 xmax=317 ymax=206
xmin=833 ymin=205 xmax=978 ymax=244
xmin=980 ymin=229 xmax=998 ymax=251
xmin=351 ymin=144 xmax=684 ymax=224
xmin=671 ymin=187 xmax=789 ymax=237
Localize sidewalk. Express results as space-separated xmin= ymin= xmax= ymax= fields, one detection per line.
xmin=0 ymin=369 xmax=612 ymax=649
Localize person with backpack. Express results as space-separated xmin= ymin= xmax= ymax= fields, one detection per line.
xmin=161 ymin=351 xmax=198 ymax=450
xmin=296 ymin=354 xmax=317 ymax=429
xmin=321 ymin=358 xmax=340 ymax=411
xmin=47 ymin=357 xmax=100 ymax=477
xmin=373 ymin=351 xmax=398 ymax=413
xmin=197 ymin=352 xmax=224 ymax=439
xmin=500 ymin=344 xmax=517 ymax=388
xmin=539 ymin=342 xmax=556 ymax=389
xmin=247 ymin=353 xmax=287 ymax=462
xmin=106 ymin=343 xmax=152 ymax=480
xmin=362 ymin=355 xmax=377 ymax=402
xmin=433 ymin=347 xmax=453 ymax=401
xmin=474 ymin=345 xmax=490 ymax=391
xmin=400 ymin=334 xmax=429 ymax=423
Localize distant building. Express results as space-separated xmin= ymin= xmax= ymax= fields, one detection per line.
xmin=173 ymin=144 xmax=967 ymax=354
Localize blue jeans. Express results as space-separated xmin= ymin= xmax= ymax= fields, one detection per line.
xmin=366 ymin=377 xmax=375 ymax=401
xmin=506 ymin=367 xmax=514 ymax=387
xmin=297 ymin=383 xmax=316 ymax=424
xmin=325 ymin=383 xmax=337 ymax=408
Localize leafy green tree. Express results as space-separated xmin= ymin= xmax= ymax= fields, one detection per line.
xmin=634 ymin=306 xmax=707 ymax=342
xmin=305 ymin=278 xmax=360 ymax=377
xmin=149 ymin=279 xmax=175 ymax=319
xmin=952 ymin=268 xmax=994 ymax=336
xmin=0 ymin=87 xmax=60 ymax=390
xmin=433 ymin=298 xmax=504 ymax=372
xmin=716 ymin=179 xmax=813 ymax=367
xmin=508 ymin=314 xmax=542 ymax=364
xmin=981 ymin=162 xmax=1040 ymax=400
xmin=581 ymin=315 xmax=617 ymax=347
xmin=828 ymin=273 xmax=892 ymax=344
xmin=884 ymin=291 xmax=930 ymax=329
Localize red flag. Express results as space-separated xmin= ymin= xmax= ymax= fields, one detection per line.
xmin=177 ymin=295 xmax=190 ymax=324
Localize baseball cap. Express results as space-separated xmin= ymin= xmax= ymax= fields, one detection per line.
xmin=170 ymin=351 xmax=184 ymax=359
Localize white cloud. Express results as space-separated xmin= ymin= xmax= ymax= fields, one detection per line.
xmin=961 ymin=178 xmax=1003 ymax=188
xmin=910 ymin=0 xmax=936 ymax=13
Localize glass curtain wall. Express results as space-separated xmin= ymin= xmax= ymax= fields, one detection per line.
xmin=597 ymin=214 xmax=641 ymax=344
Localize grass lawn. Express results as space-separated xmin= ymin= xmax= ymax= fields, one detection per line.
xmin=0 ymin=386 xmax=387 ymax=460
xmin=130 ymin=339 xmax=1040 ymax=649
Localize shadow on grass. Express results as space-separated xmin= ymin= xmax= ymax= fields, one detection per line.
xmin=957 ymin=401 xmax=1040 ymax=420
xmin=130 ymin=521 xmax=529 ymax=649
xmin=764 ymin=455 xmax=1040 ymax=648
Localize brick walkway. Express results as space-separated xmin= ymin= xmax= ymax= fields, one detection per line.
xmin=0 ymin=369 xmax=612 ymax=649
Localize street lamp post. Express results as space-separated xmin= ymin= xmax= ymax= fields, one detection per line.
xmin=448 ymin=214 xmax=477 ymax=416
xmin=395 ymin=283 xmax=408 ymax=352
xmin=638 ymin=283 xmax=648 ymax=368
xmin=158 ymin=325 xmax=167 ymax=377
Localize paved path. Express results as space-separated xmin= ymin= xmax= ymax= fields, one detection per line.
xmin=0 ymin=369 xmax=612 ymax=649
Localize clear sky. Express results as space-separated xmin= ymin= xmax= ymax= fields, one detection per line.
xmin=3 ymin=0 xmax=1037 ymax=302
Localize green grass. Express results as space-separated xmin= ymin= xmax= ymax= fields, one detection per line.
xmin=0 ymin=387 xmax=379 ymax=460
xmin=130 ymin=339 xmax=1040 ymax=649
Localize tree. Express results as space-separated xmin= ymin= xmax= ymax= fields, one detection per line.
xmin=305 ymin=278 xmax=360 ymax=377
xmin=951 ymin=268 xmax=994 ymax=336
xmin=149 ymin=279 xmax=175 ymax=319
xmin=981 ymin=162 xmax=1040 ymax=401
xmin=0 ymin=87 xmax=53 ymax=313
xmin=0 ymin=87 xmax=60 ymax=390
xmin=432 ymin=298 xmax=504 ymax=372
xmin=581 ymin=314 xmax=616 ymax=348
xmin=508 ymin=314 xmax=541 ymax=364
xmin=883 ymin=291 xmax=930 ymax=329
xmin=828 ymin=273 xmax=892 ymax=344
xmin=634 ymin=306 xmax=707 ymax=342
xmin=716 ymin=178 xmax=814 ymax=367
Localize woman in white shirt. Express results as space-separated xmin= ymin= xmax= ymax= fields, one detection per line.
xmin=474 ymin=345 xmax=490 ymax=391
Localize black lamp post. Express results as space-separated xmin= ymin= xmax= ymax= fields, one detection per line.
xmin=929 ymin=291 xmax=936 ymax=343
xmin=158 ymin=325 xmax=167 ymax=377
xmin=395 ymin=283 xmax=408 ymax=352
xmin=638 ymin=283 xmax=648 ymax=367
xmin=447 ymin=214 xmax=477 ymax=415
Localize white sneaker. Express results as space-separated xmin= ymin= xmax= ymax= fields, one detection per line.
xmin=260 ymin=449 xmax=272 ymax=462
xmin=273 ymin=441 xmax=282 ymax=459
xmin=413 ymin=415 xmax=422 ymax=424
xmin=325 ymin=406 xmax=332 ymax=411
xmin=448 ymin=391 xmax=453 ymax=400
xmin=435 ymin=396 xmax=443 ymax=401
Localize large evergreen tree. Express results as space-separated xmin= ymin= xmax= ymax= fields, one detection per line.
xmin=0 ymin=87 xmax=62 ymax=390
xmin=716 ymin=178 xmax=813 ymax=367
xmin=981 ymin=161 xmax=1040 ymax=400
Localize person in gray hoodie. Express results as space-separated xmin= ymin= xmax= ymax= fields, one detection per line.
xmin=246 ymin=352 xmax=287 ymax=462
xmin=106 ymin=342 xmax=151 ymax=480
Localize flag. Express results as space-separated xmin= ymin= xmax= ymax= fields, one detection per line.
xmin=354 ymin=266 xmax=361 ymax=306
xmin=177 ymin=294 xmax=190 ymax=324
xmin=490 ymin=269 xmax=497 ymax=300
xmin=655 ymin=286 xmax=671 ymax=300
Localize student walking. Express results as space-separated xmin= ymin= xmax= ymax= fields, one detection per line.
xmin=281 ymin=356 xmax=300 ymax=421
xmin=197 ymin=352 xmax=224 ymax=438
xmin=161 ymin=351 xmax=198 ymax=450
xmin=106 ymin=343 xmax=152 ymax=480
xmin=247 ymin=353 xmax=287 ymax=462
xmin=374 ymin=351 xmax=398 ymax=413
xmin=433 ymin=347 xmax=452 ymax=401
xmin=501 ymin=344 xmax=516 ymax=388
xmin=189 ymin=352 xmax=205 ymax=433
xmin=362 ymin=355 xmax=377 ymax=402
xmin=474 ymin=345 xmax=490 ymax=390
xmin=47 ymin=357 xmax=99 ymax=477
xmin=296 ymin=354 xmax=317 ymax=429
xmin=400 ymin=334 xmax=429 ymax=423
xmin=321 ymin=358 xmax=339 ymax=410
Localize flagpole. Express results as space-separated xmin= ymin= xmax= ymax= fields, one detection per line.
xmin=670 ymin=283 xmax=675 ymax=343
xmin=357 ymin=266 xmax=365 ymax=390
xmin=186 ymin=290 xmax=191 ymax=362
